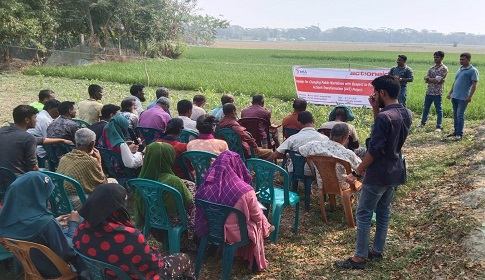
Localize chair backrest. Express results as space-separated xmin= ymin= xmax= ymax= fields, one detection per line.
xmin=215 ymin=128 xmax=246 ymax=160
xmin=134 ymin=127 xmax=164 ymax=145
xmin=127 ymin=128 xmax=139 ymax=145
xmin=282 ymin=127 xmax=300 ymax=139
xmin=195 ymin=199 xmax=249 ymax=247
xmin=306 ymin=155 xmax=352 ymax=194
xmin=73 ymin=248 xmax=131 ymax=280
xmin=317 ymin=128 xmax=332 ymax=137
xmin=0 ymin=167 xmax=16 ymax=201
xmin=41 ymin=170 xmax=87 ymax=215
xmin=96 ymin=147 xmax=135 ymax=182
xmin=1 ymin=238 xmax=77 ymax=280
xmin=43 ymin=143 xmax=75 ymax=171
xmin=238 ymin=117 xmax=270 ymax=147
xmin=286 ymin=150 xmax=307 ymax=180
xmin=127 ymin=179 xmax=187 ymax=232
xmin=179 ymin=129 xmax=199 ymax=144
xmin=72 ymin=118 xmax=90 ymax=129
xmin=179 ymin=151 xmax=218 ymax=187
xmin=245 ymin=158 xmax=291 ymax=206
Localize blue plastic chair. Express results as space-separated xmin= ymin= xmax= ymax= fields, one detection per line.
xmin=285 ymin=150 xmax=314 ymax=212
xmin=134 ymin=126 xmax=164 ymax=145
xmin=215 ymin=128 xmax=254 ymax=160
xmin=245 ymin=158 xmax=300 ymax=243
xmin=73 ymin=248 xmax=131 ymax=280
xmin=41 ymin=171 xmax=87 ymax=215
xmin=127 ymin=178 xmax=187 ymax=254
xmin=72 ymin=118 xmax=91 ymax=128
xmin=42 ymin=143 xmax=75 ymax=171
xmin=194 ymin=199 xmax=250 ymax=280
xmin=282 ymin=127 xmax=300 ymax=139
xmin=96 ymin=147 xmax=136 ymax=187
xmin=179 ymin=151 xmax=218 ymax=187
xmin=179 ymin=129 xmax=199 ymax=143
xmin=0 ymin=167 xmax=16 ymax=201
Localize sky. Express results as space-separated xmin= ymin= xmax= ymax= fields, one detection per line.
xmin=196 ymin=0 xmax=484 ymax=35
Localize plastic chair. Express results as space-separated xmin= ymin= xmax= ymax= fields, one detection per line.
xmin=179 ymin=129 xmax=199 ymax=143
xmin=73 ymin=248 xmax=131 ymax=280
xmin=127 ymin=178 xmax=187 ymax=254
xmin=215 ymin=128 xmax=254 ymax=160
xmin=0 ymin=167 xmax=16 ymax=201
xmin=127 ymin=128 xmax=140 ymax=145
xmin=1 ymin=238 xmax=77 ymax=280
xmin=194 ymin=199 xmax=250 ymax=280
xmin=134 ymin=127 xmax=164 ymax=145
xmin=72 ymin=118 xmax=90 ymax=128
xmin=96 ymin=147 xmax=136 ymax=187
xmin=245 ymin=158 xmax=300 ymax=243
xmin=179 ymin=151 xmax=218 ymax=187
xmin=42 ymin=143 xmax=74 ymax=171
xmin=41 ymin=170 xmax=87 ymax=214
xmin=238 ymin=117 xmax=271 ymax=148
xmin=306 ymin=155 xmax=361 ymax=228
xmin=285 ymin=150 xmax=314 ymax=212
xmin=282 ymin=127 xmax=300 ymax=140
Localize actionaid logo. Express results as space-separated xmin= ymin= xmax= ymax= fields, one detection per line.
xmin=350 ymin=71 xmax=387 ymax=76
xmin=294 ymin=68 xmax=308 ymax=75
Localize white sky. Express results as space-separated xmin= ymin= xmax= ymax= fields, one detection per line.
xmin=196 ymin=0 xmax=485 ymax=35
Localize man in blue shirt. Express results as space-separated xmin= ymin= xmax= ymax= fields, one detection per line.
xmin=446 ymin=52 xmax=479 ymax=141
xmin=335 ymin=75 xmax=412 ymax=269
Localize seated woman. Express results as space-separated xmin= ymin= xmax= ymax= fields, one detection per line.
xmin=195 ymin=151 xmax=274 ymax=272
xmin=0 ymin=172 xmax=85 ymax=278
xmin=157 ymin=118 xmax=187 ymax=178
xmin=73 ymin=183 xmax=195 ymax=279
xmin=135 ymin=142 xmax=196 ymax=249
xmin=98 ymin=114 xmax=143 ymax=169
xmin=187 ymin=115 xmax=228 ymax=155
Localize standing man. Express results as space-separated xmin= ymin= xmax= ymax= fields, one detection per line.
xmin=30 ymin=89 xmax=55 ymax=111
xmin=446 ymin=52 xmax=479 ymax=140
xmin=78 ymin=84 xmax=104 ymax=124
xmin=130 ymin=84 xmax=146 ymax=115
xmin=335 ymin=75 xmax=412 ymax=269
xmin=419 ymin=51 xmax=448 ymax=132
xmin=389 ymin=55 xmax=414 ymax=107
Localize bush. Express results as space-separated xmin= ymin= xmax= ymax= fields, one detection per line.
xmin=146 ymin=40 xmax=186 ymax=59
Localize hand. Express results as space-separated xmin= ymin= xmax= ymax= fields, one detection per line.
xmin=368 ymin=93 xmax=378 ymax=108
xmin=68 ymin=211 xmax=80 ymax=223
xmin=129 ymin=144 xmax=139 ymax=153
xmin=63 ymin=140 xmax=74 ymax=145
xmin=465 ymin=96 xmax=472 ymax=103
xmin=447 ymin=93 xmax=452 ymax=99
xmin=91 ymin=147 xmax=101 ymax=159
xmin=56 ymin=214 xmax=70 ymax=227
xmin=345 ymin=174 xmax=358 ymax=184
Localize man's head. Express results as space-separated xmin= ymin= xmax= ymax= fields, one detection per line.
xmin=222 ymin=103 xmax=237 ymax=118
xmin=13 ymin=105 xmax=38 ymax=129
xmin=75 ymin=128 xmax=96 ymax=153
xmin=460 ymin=52 xmax=471 ymax=67
xmin=177 ymin=100 xmax=193 ymax=117
xmin=330 ymin=123 xmax=350 ymax=146
xmin=58 ymin=101 xmax=76 ymax=118
xmin=371 ymin=75 xmax=401 ymax=108
xmin=196 ymin=114 xmax=216 ymax=134
xmin=121 ymin=97 xmax=137 ymax=113
xmin=297 ymin=111 xmax=314 ymax=127
xmin=38 ymin=89 xmax=55 ymax=104
xmin=88 ymin=84 xmax=103 ymax=100
xmin=130 ymin=84 xmax=146 ymax=102
xmin=252 ymin=94 xmax=264 ymax=106
xmin=293 ymin=98 xmax=307 ymax=112
xmin=100 ymin=104 xmax=120 ymax=121
xmin=221 ymin=94 xmax=234 ymax=105
xmin=397 ymin=55 xmax=407 ymax=67
xmin=156 ymin=87 xmax=169 ymax=99
xmin=193 ymin=95 xmax=206 ymax=107
xmin=43 ymin=99 xmax=61 ymax=119
xmin=156 ymin=97 xmax=170 ymax=112
xmin=330 ymin=105 xmax=354 ymax=122
xmin=433 ymin=51 xmax=445 ymax=64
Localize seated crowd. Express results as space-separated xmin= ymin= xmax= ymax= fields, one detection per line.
xmin=0 ymin=82 xmax=378 ymax=278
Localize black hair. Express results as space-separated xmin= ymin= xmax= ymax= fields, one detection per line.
xmin=43 ymin=99 xmax=61 ymax=111
xmin=297 ymin=111 xmax=313 ymax=125
xmin=371 ymin=75 xmax=401 ymax=99
xmin=293 ymin=98 xmax=307 ymax=112
xmin=252 ymin=94 xmax=264 ymax=104
xmin=120 ymin=97 xmax=136 ymax=112
xmin=177 ymin=100 xmax=193 ymax=115
xmin=193 ymin=95 xmax=206 ymax=104
xmin=460 ymin=52 xmax=471 ymax=59
xmin=38 ymin=89 xmax=54 ymax=101
xmin=88 ymin=84 xmax=102 ymax=97
xmin=398 ymin=55 xmax=407 ymax=62
xmin=156 ymin=87 xmax=169 ymax=98
xmin=434 ymin=51 xmax=445 ymax=58
xmin=58 ymin=101 xmax=75 ymax=115
xmin=101 ymin=104 xmax=121 ymax=119
xmin=163 ymin=118 xmax=184 ymax=136
xmin=221 ymin=94 xmax=234 ymax=105
xmin=196 ymin=114 xmax=216 ymax=134
xmin=222 ymin=103 xmax=236 ymax=115
xmin=130 ymin=84 xmax=144 ymax=96
xmin=13 ymin=105 xmax=38 ymax=124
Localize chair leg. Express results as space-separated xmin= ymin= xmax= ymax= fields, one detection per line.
xmin=341 ymin=191 xmax=356 ymax=228
xmin=304 ymin=178 xmax=312 ymax=212
xmin=291 ymin=179 xmax=298 ymax=192
xmin=319 ymin=190 xmax=328 ymax=223
xmin=329 ymin=194 xmax=337 ymax=207
xmin=270 ymin=205 xmax=283 ymax=243
xmin=195 ymin=238 xmax=208 ymax=278
xmin=222 ymin=245 xmax=237 ymax=280
xmin=168 ymin=229 xmax=181 ymax=254
xmin=293 ymin=202 xmax=300 ymax=234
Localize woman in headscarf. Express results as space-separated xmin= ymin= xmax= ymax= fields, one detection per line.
xmin=157 ymin=118 xmax=188 ymax=178
xmin=0 ymin=171 xmax=84 ymax=278
xmin=73 ymin=183 xmax=195 ymax=279
xmin=195 ymin=151 xmax=274 ymax=272
xmin=187 ymin=114 xmax=228 ymax=155
xmin=98 ymin=113 xmax=143 ymax=169
xmin=135 ymin=142 xmax=196 ymax=249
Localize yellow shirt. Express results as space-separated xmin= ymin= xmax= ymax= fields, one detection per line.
xmin=78 ymin=99 xmax=103 ymax=124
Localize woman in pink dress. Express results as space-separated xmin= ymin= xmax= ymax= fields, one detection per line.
xmin=195 ymin=150 xmax=273 ymax=272
xmin=187 ymin=115 xmax=228 ymax=155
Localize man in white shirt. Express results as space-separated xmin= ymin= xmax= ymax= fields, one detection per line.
xmin=190 ymin=94 xmax=206 ymax=121
xmin=177 ymin=99 xmax=197 ymax=131
xmin=130 ymin=84 xmax=146 ymax=115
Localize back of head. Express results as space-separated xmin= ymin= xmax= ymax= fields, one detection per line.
xmin=75 ymin=128 xmax=96 ymax=149
xmin=88 ymin=84 xmax=102 ymax=97
xmin=193 ymin=94 xmax=206 ymax=104
xmin=293 ymin=98 xmax=307 ymax=112
xmin=196 ymin=114 xmax=216 ymax=134
xmin=221 ymin=94 xmax=234 ymax=105
xmin=156 ymin=97 xmax=170 ymax=107
xmin=121 ymin=97 xmax=136 ymax=112
xmin=222 ymin=103 xmax=236 ymax=115
xmin=79 ymin=183 xmax=127 ymax=226
xmin=330 ymin=123 xmax=350 ymax=139
xmin=252 ymin=94 xmax=264 ymax=105
xmin=371 ymin=75 xmax=401 ymax=99
xmin=130 ymin=84 xmax=144 ymax=96
xmin=58 ymin=101 xmax=75 ymax=116
xmin=38 ymin=89 xmax=54 ymax=102
xmin=13 ymin=105 xmax=38 ymax=124
xmin=297 ymin=111 xmax=313 ymax=125
xmin=101 ymin=104 xmax=121 ymax=120
xmin=177 ymin=99 xmax=192 ymax=115
xmin=163 ymin=118 xmax=184 ymax=136
xmin=43 ymin=99 xmax=61 ymax=111
xmin=156 ymin=87 xmax=169 ymax=98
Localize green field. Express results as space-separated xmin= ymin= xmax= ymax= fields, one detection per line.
xmin=23 ymin=47 xmax=485 ymax=119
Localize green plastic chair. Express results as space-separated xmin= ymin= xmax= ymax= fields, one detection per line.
xmin=127 ymin=178 xmax=187 ymax=254
xmin=0 ymin=167 xmax=16 ymax=201
xmin=285 ymin=150 xmax=314 ymax=212
xmin=194 ymin=199 xmax=250 ymax=280
xmin=72 ymin=118 xmax=91 ymax=128
xmin=245 ymin=158 xmax=300 ymax=243
xmin=73 ymin=248 xmax=131 ymax=280
xmin=179 ymin=129 xmax=199 ymax=143
xmin=96 ymin=147 xmax=136 ymax=187
xmin=179 ymin=151 xmax=218 ymax=187
xmin=134 ymin=126 xmax=164 ymax=145
xmin=41 ymin=171 xmax=87 ymax=215
xmin=42 ymin=143 xmax=75 ymax=171
xmin=215 ymin=128 xmax=254 ymax=160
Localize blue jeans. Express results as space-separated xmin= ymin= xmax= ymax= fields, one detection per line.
xmin=451 ymin=98 xmax=469 ymax=136
xmin=398 ymin=87 xmax=407 ymax=107
xmin=421 ymin=95 xmax=443 ymax=128
xmin=355 ymin=184 xmax=397 ymax=257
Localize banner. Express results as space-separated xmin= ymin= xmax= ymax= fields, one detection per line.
xmin=293 ymin=66 xmax=389 ymax=108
